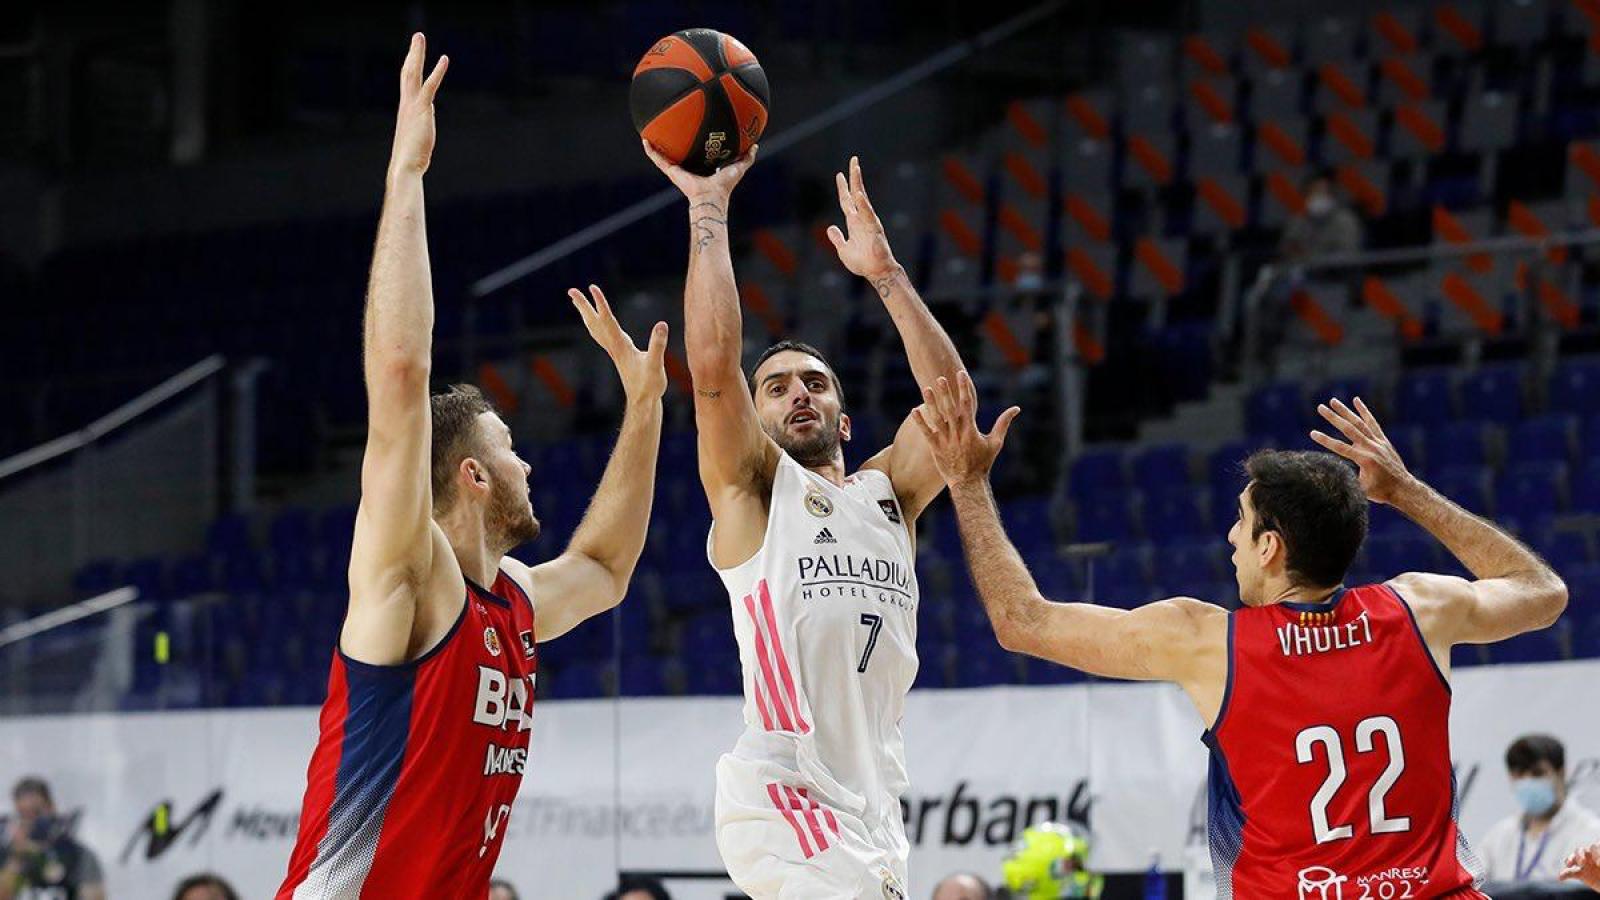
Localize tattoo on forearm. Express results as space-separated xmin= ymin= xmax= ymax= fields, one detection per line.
xmin=688 ymin=201 xmax=728 ymax=255
xmin=871 ymin=267 xmax=905 ymax=300
xmin=696 ymin=388 xmax=722 ymax=398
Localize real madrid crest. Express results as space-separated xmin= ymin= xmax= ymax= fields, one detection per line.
xmin=484 ymin=626 xmax=502 ymax=657
xmin=804 ymin=486 xmax=834 ymax=518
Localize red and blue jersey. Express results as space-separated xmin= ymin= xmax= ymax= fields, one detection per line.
xmin=278 ymin=570 xmax=536 ymax=899
xmin=1205 ymin=583 xmax=1487 ymax=900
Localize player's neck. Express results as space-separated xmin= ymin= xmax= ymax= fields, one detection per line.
xmin=439 ymin=509 xmax=503 ymax=588
xmin=803 ymin=456 xmax=848 ymax=487
xmin=1265 ymin=582 xmax=1340 ymax=607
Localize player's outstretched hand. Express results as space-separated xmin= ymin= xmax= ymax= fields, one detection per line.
xmin=826 ymin=156 xmax=900 ymax=282
xmin=1560 ymin=841 xmax=1600 ymax=890
xmin=1309 ymin=397 xmax=1416 ymax=505
xmin=569 ymin=285 xmax=669 ymax=401
xmin=642 ymin=139 xmax=757 ymax=204
xmin=389 ymin=33 xmax=449 ymax=179
xmin=911 ymin=370 xmax=1020 ymax=488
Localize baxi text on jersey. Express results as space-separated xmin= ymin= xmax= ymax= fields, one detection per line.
xmin=473 ymin=666 xmax=535 ymax=732
xmin=1276 ymin=611 xmax=1374 ymax=658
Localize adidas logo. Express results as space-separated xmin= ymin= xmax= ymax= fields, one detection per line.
xmin=814 ymin=528 xmax=837 ymax=544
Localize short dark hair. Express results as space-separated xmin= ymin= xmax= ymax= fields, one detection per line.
xmin=1506 ymin=734 xmax=1565 ymax=774
xmin=12 ymin=776 xmax=50 ymax=804
xmin=1244 ymin=450 xmax=1367 ymax=588
xmin=172 ymin=874 xmax=239 ymax=900
xmin=430 ymin=384 xmax=497 ymax=512
xmin=604 ymin=876 xmax=672 ymax=900
xmin=751 ymin=340 xmax=846 ymax=410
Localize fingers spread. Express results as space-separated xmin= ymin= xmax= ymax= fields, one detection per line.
xmin=588 ymin=284 xmax=612 ymax=318
xmin=1353 ymin=395 xmax=1387 ymax=439
xmin=1317 ymin=403 xmax=1367 ymax=442
xmin=849 ymin=155 xmax=864 ymax=196
xmin=912 ymin=406 xmax=937 ymax=437
xmin=990 ymin=405 xmax=1022 ymax=445
xmin=401 ymin=34 xmax=425 ymax=89
xmin=834 ymin=171 xmax=856 ymax=216
xmin=825 ymin=224 xmax=846 ymax=253
xmin=1309 ymin=429 xmax=1357 ymax=460
xmin=422 ymin=54 xmax=449 ymax=97
xmin=957 ymin=369 xmax=978 ymax=414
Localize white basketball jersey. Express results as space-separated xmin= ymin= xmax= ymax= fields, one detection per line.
xmin=711 ymin=451 xmax=920 ymax=823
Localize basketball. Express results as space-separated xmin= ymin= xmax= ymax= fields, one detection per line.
xmin=630 ymin=29 xmax=769 ymax=176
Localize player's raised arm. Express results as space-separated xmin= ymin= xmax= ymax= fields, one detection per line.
xmin=831 ymin=157 xmax=966 ymax=522
xmin=519 ymin=286 xmax=668 ymax=641
xmin=641 ymin=143 xmax=778 ymax=511
xmin=345 ymin=34 xmax=450 ymax=665
xmin=912 ymin=373 xmax=1228 ymax=699
xmin=1310 ymin=397 xmax=1567 ymax=653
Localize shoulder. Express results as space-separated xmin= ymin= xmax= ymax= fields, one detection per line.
xmin=1386 ymin=571 xmax=1472 ymax=611
xmin=499 ymin=556 xmax=536 ymax=606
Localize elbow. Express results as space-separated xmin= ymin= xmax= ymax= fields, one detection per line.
xmin=993 ymin=625 xmax=1029 ymax=654
xmin=1541 ymin=574 xmax=1569 ymax=627
xmin=989 ymin=593 xmax=1045 ymax=653
xmin=370 ymin=354 xmax=431 ymax=392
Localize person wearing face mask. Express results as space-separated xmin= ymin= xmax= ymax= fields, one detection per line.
xmin=1478 ymin=734 xmax=1600 ymax=888
xmin=1279 ymin=171 xmax=1364 ymax=263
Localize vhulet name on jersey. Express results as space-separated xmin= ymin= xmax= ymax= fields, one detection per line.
xmin=1276 ymin=611 xmax=1373 ymax=657
xmin=796 ymin=554 xmax=910 ymax=589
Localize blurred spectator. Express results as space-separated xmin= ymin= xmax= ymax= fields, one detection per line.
xmin=0 ymin=777 xmax=104 ymax=900
xmin=1561 ymin=840 xmax=1600 ymax=889
xmin=603 ymin=875 xmax=671 ymax=900
xmin=1479 ymin=735 xmax=1600 ymax=885
xmin=1279 ymin=170 xmax=1363 ymax=262
xmin=172 ymin=873 xmax=238 ymax=900
xmin=489 ymin=879 xmax=520 ymax=900
xmin=932 ymin=871 xmax=993 ymax=899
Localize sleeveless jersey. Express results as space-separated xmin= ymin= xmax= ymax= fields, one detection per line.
xmin=278 ymin=570 xmax=537 ymax=899
xmin=711 ymin=452 xmax=919 ymax=824
xmin=1205 ymin=583 xmax=1486 ymax=900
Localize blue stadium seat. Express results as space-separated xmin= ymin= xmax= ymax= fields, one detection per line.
xmin=1384 ymin=425 xmax=1428 ymax=470
xmin=1584 ymin=416 xmax=1600 ymax=459
xmin=1144 ymin=488 xmax=1209 ymax=543
xmin=1488 ymin=624 xmax=1567 ymax=664
xmin=1431 ymin=465 xmax=1493 ymax=513
xmin=1075 ymin=494 xmax=1137 ymax=542
xmin=1002 ymin=496 xmax=1058 ymax=554
xmin=1092 ymin=548 xmax=1151 ymax=606
xmin=549 ymin=662 xmax=607 ymax=699
xmin=1207 ymin=440 xmax=1256 ymax=494
xmin=1458 ymin=364 xmax=1525 ymax=424
xmin=1310 ymin=376 xmax=1372 ymax=408
xmin=1157 ymin=541 xmax=1223 ymax=588
xmin=619 ymin=658 xmax=671 ymax=696
xmin=1394 ymin=369 xmax=1456 ymax=426
xmin=1032 ymin=555 xmax=1082 ymax=599
xmin=1495 ymin=462 xmax=1568 ymax=519
xmin=1025 ymin=656 xmax=1086 ymax=685
xmin=951 ymin=643 xmax=1018 ymax=687
xmin=1069 ymin=448 xmax=1128 ymax=505
xmin=685 ymin=656 xmax=742 ymax=695
xmin=1548 ymin=359 xmax=1600 ymax=417
xmin=269 ymin=507 xmax=314 ymax=553
xmin=914 ymin=643 xmax=952 ymax=689
xmin=1365 ymin=534 xmax=1438 ymax=578
xmin=1246 ymin=381 xmax=1306 ymax=441
xmin=1131 ymin=443 xmax=1192 ymax=495
xmin=206 ymin=514 xmax=255 ymax=559
xmin=1573 ymin=458 xmax=1600 ymax=513
xmin=1425 ymin=421 xmax=1491 ymax=469
xmin=1209 ymin=483 xmax=1241 ymax=535
xmin=1530 ymin=528 xmax=1592 ymax=569
xmin=1507 ymin=415 xmax=1575 ymax=465
xmin=1366 ymin=503 xmax=1417 ymax=537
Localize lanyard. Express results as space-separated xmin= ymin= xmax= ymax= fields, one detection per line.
xmin=1515 ymin=823 xmax=1553 ymax=881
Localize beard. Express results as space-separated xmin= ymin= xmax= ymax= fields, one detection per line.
xmin=487 ymin=477 xmax=540 ymax=552
xmin=765 ymin=411 xmax=843 ymax=468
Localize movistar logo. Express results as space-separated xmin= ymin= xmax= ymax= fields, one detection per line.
xmin=120 ymin=789 xmax=224 ymax=862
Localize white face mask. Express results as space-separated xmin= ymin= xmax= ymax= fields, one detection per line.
xmin=1306 ymin=192 xmax=1335 ymax=217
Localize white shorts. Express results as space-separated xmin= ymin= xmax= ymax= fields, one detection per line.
xmin=715 ymin=752 xmax=909 ymax=900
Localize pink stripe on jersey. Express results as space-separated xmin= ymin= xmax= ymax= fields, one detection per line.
xmin=799 ymin=787 xmax=840 ymax=836
xmin=787 ymin=785 xmax=830 ymax=853
xmin=767 ymin=783 xmax=814 ymax=859
xmin=758 ymin=580 xmax=810 ymax=733
xmin=743 ymin=593 xmax=796 ymax=732
xmin=750 ymin=676 xmax=775 ymax=731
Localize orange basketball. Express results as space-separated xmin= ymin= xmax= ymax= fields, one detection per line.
xmin=631 ymin=29 xmax=770 ymax=176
